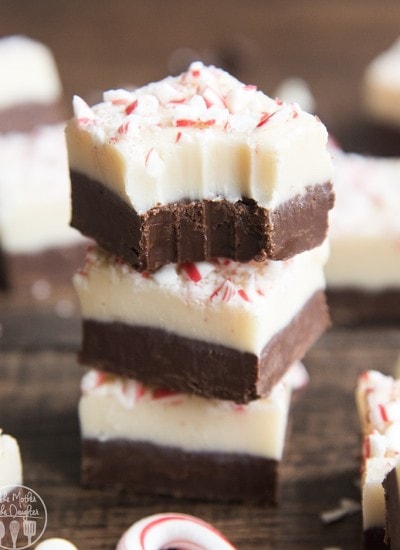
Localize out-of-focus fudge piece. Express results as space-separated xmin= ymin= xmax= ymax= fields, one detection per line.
xmin=80 ymin=362 xmax=305 ymax=502
xmin=363 ymin=37 xmax=400 ymax=129
xmin=74 ymin=243 xmax=329 ymax=403
xmin=66 ymin=62 xmax=334 ymax=271
xmin=0 ymin=36 xmax=87 ymax=290
xmin=0 ymin=430 xmax=22 ymax=487
xmin=0 ymin=35 xmax=65 ymax=133
xmin=356 ymin=370 xmax=400 ymax=549
xmin=325 ymin=148 xmax=400 ymax=324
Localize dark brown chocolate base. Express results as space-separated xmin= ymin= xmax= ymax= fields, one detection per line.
xmin=0 ymin=241 xmax=88 ymax=291
xmin=363 ymin=527 xmax=389 ymax=550
xmin=0 ymin=100 xmax=68 ymax=133
xmin=79 ymin=290 xmax=330 ymax=403
xmin=70 ymin=170 xmax=334 ymax=271
xmin=383 ymin=466 xmax=400 ymax=549
xmin=82 ymin=438 xmax=279 ymax=503
xmin=327 ymin=288 xmax=400 ymax=326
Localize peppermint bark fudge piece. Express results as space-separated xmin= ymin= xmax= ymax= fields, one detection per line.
xmin=79 ymin=362 xmax=306 ymax=502
xmin=0 ymin=35 xmax=66 ymax=133
xmin=0 ymin=124 xmax=88 ymax=289
xmin=356 ymin=370 xmax=400 ymax=549
xmin=74 ymin=243 xmax=329 ymax=403
xmin=363 ymin=37 xmax=400 ymax=129
xmin=0 ymin=36 xmax=87 ymax=290
xmin=0 ymin=430 xmax=23 ymax=487
xmin=66 ymin=62 xmax=334 ymax=271
xmin=325 ymin=147 xmax=400 ymax=324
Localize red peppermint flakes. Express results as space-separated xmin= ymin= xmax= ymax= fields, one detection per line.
xmin=125 ymin=99 xmax=138 ymax=115
xmin=175 ymin=131 xmax=182 ymax=143
xmin=181 ymin=262 xmax=202 ymax=283
xmin=152 ymin=387 xmax=181 ymax=400
xmin=175 ymin=119 xmax=216 ymax=128
xmin=117 ymin=121 xmax=130 ymax=135
xmin=210 ymin=279 xmax=236 ymax=302
xmin=238 ymin=288 xmax=250 ymax=302
xmin=379 ymin=403 xmax=389 ymax=423
xmin=191 ymin=69 xmax=201 ymax=78
xmin=257 ymin=112 xmax=274 ymax=128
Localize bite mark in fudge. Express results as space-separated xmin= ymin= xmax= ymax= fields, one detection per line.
xmin=74 ymin=245 xmax=329 ymax=402
xmin=70 ymin=171 xmax=333 ymax=270
xmin=66 ymin=62 xmax=333 ymax=269
xmin=356 ymin=370 xmax=400 ymax=548
xmin=79 ymin=364 xmax=302 ymax=501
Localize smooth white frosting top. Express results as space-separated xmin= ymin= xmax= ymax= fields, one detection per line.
xmin=66 ymin=62 xmax=332 ymax=213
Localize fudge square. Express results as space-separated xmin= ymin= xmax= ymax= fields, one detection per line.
xmin=325 ymin=146 xmax=400 ymax=325
xmin=66 ymin=62 xmax=334 ymax=271
xmin=79 ymin=362 xmax=306 ymax=502
xmin=356 ymin=370 xmax=400 ymax=549
xmin=74 ymin=243 xmax=330 ymax=403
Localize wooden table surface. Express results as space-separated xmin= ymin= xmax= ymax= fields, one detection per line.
xmin=1 ymin=2 xmax=400 ymax=548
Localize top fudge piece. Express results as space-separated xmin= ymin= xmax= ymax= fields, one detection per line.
xmin=0 ymin=35 xmax=65 ymax=133
xmin=66 ymin=62 xmax=334 ymax=271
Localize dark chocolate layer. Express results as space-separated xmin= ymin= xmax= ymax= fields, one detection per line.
xmin=363 ymin=527 xmax=389 ymax=549
xmin=82 ymin=438 xmax=279 ymax=503
xmin=327 ymin=288 xmax=400 ymax=326
xmin=79 ymin=290 xmax=330 ymax=403
xmin=383 ymin=466 xmax=400 ymax=549
xmin=70 ymin=170 xmax=334 ymax=271
xmin=0 ymin=101 xmax=68 ymax=133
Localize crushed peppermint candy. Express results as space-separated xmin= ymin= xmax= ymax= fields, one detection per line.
xmin=72 ymin=61 xmax=316 ymax=147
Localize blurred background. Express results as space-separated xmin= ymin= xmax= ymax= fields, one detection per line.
xmin=2 ymin=0 xmax=400 ymax=153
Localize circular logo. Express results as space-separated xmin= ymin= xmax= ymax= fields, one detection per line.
xmin=0 ymin=485 xmax=47 ymax=549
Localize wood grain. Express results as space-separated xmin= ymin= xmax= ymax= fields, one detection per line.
xmin=1 ymin=2 xmax=400 ymax=548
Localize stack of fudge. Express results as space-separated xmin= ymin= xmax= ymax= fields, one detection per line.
xmin=66 ymin=62 xmax=334 ymax=501
xmin=0 ymin=35 xmax=86 ymax=291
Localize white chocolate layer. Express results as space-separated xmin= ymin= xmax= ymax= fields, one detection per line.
xmin=74 ymin=243 xmax=328 ymax=355
xmin=0 ymin=124 xmax=84 ymax=253
xmin=80 ymin=363 xmax=303 ymax=460
xmin=0 ymin=36 xmax=62 ymax=111
xmin=66 ymin=62 xmax=332 ymax=214
xmin=356 ymin=370 xmax=400 ymax=530
xmin=326 ymin=149 xmax=400 ymax=290
xmin=363 ymin=38 xmax=400 ymax=127
xmin=0 ymin=432 xmax=23 ymax=487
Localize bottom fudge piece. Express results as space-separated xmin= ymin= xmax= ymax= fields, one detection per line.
xmin=75 ymin=244 xmax=329 ymax=403
xmin=79 ymin=362 xmax=306 ymax=502
xmin=356 ymin=370 xmax=400 ymax=549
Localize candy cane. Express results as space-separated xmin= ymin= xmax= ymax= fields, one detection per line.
xmin=116 ymin=513 xmax=236 ymax=550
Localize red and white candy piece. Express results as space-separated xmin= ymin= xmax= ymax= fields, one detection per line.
xmin=35 ymin=538 xmax=78 ymax=550
xmin=116 ymin=513 xmax=236 ymax=550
